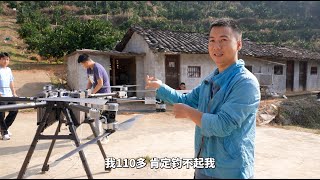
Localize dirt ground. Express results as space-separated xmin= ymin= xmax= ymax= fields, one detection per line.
xmin=1 ymin=111 xmax=320 ymax=179
xmin=0 ymin=70 xmax=320 ymax=179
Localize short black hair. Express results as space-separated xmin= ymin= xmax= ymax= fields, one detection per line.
xmin=209 ymin=18 xmax=242 ymax=37
xmin=0 ymin=52 xmax=10 ymax=58
xmin=180 ymin=82 xmax=185 ymax=85
xmin=3 ymin=52 xmax=10 ymax=57
xmin=77 ymin=53 xmax=90 ymax=63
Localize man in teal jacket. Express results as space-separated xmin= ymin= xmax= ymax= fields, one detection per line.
xmin=145 ymin=18 xmax=260 ymax=179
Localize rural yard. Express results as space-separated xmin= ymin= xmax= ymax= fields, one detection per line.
xmin=0 ymin=70 xmax=319 ymax=179
xmin=1 ymin=2 xmax=320 ymax=179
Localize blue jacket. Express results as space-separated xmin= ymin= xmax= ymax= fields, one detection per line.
xmin=156 ymin=59 xmax=260 ymax=179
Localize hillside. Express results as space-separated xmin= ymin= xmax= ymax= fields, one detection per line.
xmin=0 ymin=13 xmax=64 ymax=69
xmin=1 ymin=1 xmax=319 ymax=55
xmin=0 ymin=3 xmax=320 ymax=133
xmin=0 ymin=14 xmax=67 ymax=89
xmin=0 ymin=15 xmax=37 ymax=68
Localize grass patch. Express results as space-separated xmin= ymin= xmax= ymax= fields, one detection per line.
xmin=0 ymin=25 xmax=17 ymax=30
xmin=9 ymin=51 xmax=29 ymax=59
xmin=0 ymin=15 xmax=43 ymax=68
xmin=0 ymin=43 xmax=17 ymax=48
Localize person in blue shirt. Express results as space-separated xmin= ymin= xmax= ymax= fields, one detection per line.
xmin=0 ymin=52 xmax=18 ymax=141
xmin=145 ymin=18 xmax=260 ymax=179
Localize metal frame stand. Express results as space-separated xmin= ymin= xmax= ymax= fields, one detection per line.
xmin=17 ymin=101 xmax=107 ymax=179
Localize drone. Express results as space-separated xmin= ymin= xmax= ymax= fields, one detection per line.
xmin=97 ymin=84 xmax=167 ymax=112
xmin=0 ymin=84 xmax=151 ymax=179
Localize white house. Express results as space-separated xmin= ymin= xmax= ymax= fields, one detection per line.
xmin=65 ymin=26 xmax=320 ymax=98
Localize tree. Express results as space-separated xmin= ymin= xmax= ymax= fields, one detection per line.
xmin=35 ymin=18 xmax=124 ymax=59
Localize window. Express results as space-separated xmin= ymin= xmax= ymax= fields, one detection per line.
xmin=274 ymin=65 xmax=283 ymax=75
xmin=168 ymin=61 xmax=175 ymax=67
xmin=245 ymin=65 xmax=253 ymax=72
xmin=311 ymin=67 xmax=317 ymax=75
xmin=257 ymin=66 xmax=262 ymax=73
xmin=187 ymin=66 xmax=201 ymax=78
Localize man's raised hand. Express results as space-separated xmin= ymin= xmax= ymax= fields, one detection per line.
xmin=145 ymin=75 xmax=162 ymax=89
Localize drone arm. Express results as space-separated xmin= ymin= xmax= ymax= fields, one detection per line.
xmin=68 ymin=103 xmax=91 ymax=113
xmin=88 ymin=92 xmax=117 ymax=98
xmin=0 ymin=102 xmax=47 ymax=112
xmin=0 ymin=97 xmax=38 ymax=102
xmin=68 ymin=103 xmax=101 ymax=120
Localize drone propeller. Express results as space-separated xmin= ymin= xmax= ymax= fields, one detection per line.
xmin=50 ymin=131 xmax=112 ymax=168
xmin=116 ymin=98 xmax=146 ymax=103
xmin=37 ymin=97 xmax=144 ymax=105
xmin=111 ymin=84 xmax=140 ymax=88
xmin=117 ymin=114 xmax=143 ymax=131
xmin=51 ymin=114 xmax=143 ymax=167
xmin=126 ymin=89 xmax=156 ymax=93
xmin=88 ymin=92 xmax=117 ymax=98
xmin=38 ymin=97 xmax=110 ymax=105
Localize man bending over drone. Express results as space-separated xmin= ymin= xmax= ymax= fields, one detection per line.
xmin=78 ymin=53 xmax=111 ymax=144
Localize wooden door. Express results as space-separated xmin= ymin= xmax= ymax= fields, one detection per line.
xmin=299 ymin=61 xmax=307 ymax=91
xmin=286 ymin=61 xmax=294 ymax=91
xmin=165 ymin=55 xmax=180 ymax=89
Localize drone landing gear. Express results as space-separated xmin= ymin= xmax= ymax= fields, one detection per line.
xmin=156 ymin=100 xmax=166 ymax=112
xmin=17 ymin=102 xmax=109 ymax=179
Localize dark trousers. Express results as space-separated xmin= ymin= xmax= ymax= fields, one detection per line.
xmin=0 ymin=101 xmax=18 ymax=134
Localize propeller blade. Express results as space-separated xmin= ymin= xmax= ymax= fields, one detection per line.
xmin=88 ymin=92 xmax=117 ymax=97
xmin=111 ymin=84 xmax=140 ymax=88
xmin=51 ymin=131 xmax=112 ymax=167
xmin=116 ymin=99 xmax=146 ymax=103
xmin=126 ymin=90 xmax=156 ymax=92
xmin=117 ymin=114 xmax=144 ymax=131
xmin=119 ymin=109 xmax=156 ymax=113
xmin=51 ymin=115 xmax=142 ymax=167
xmin=38 ymin=97 xmax=109 ymax=105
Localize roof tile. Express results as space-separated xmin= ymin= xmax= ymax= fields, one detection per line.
xmin=115 ymin=26 xmax=320 ymax=61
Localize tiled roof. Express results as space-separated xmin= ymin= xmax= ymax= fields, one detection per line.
xmin=115 ymin=26 xmax=320 ymax=61
xmin=115 ymin=26 xmax=209 ymax=54
xmin=240 ymin=40 xmax=320 ymax=61
xmin=65 ymin=49 xmax=145 ymax=59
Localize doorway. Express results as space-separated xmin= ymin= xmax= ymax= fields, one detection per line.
xmin=299 ymin=61 xmax=307 ymax=91
xmin=286 ymin=60 xmax=294 ymax=91
xmin=110 ymin=56 xmax=136 ymax=96
xmin=165 ymin=55 xmax=180 ymax=89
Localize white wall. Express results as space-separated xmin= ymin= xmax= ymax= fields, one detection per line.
xmin=293 ymin=62 xmax=300 ymax=91
xmin=307 ymin=61 xmax=320 ymax=91
xmin=242 ymin=57 xmax=287 ymax=95
xmin=121 ymin=33 xmax=216 ymax=96
xmin=67 ymin=53 xmax=82 ymax=90
xmin=123 ymin=32 xmax=156 ymax=98
xmin=180 ymin=54 xmax=215 ymax=89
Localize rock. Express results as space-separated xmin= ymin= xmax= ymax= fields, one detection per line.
xmin=259 ymin=113 xmax=276 ymax=125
